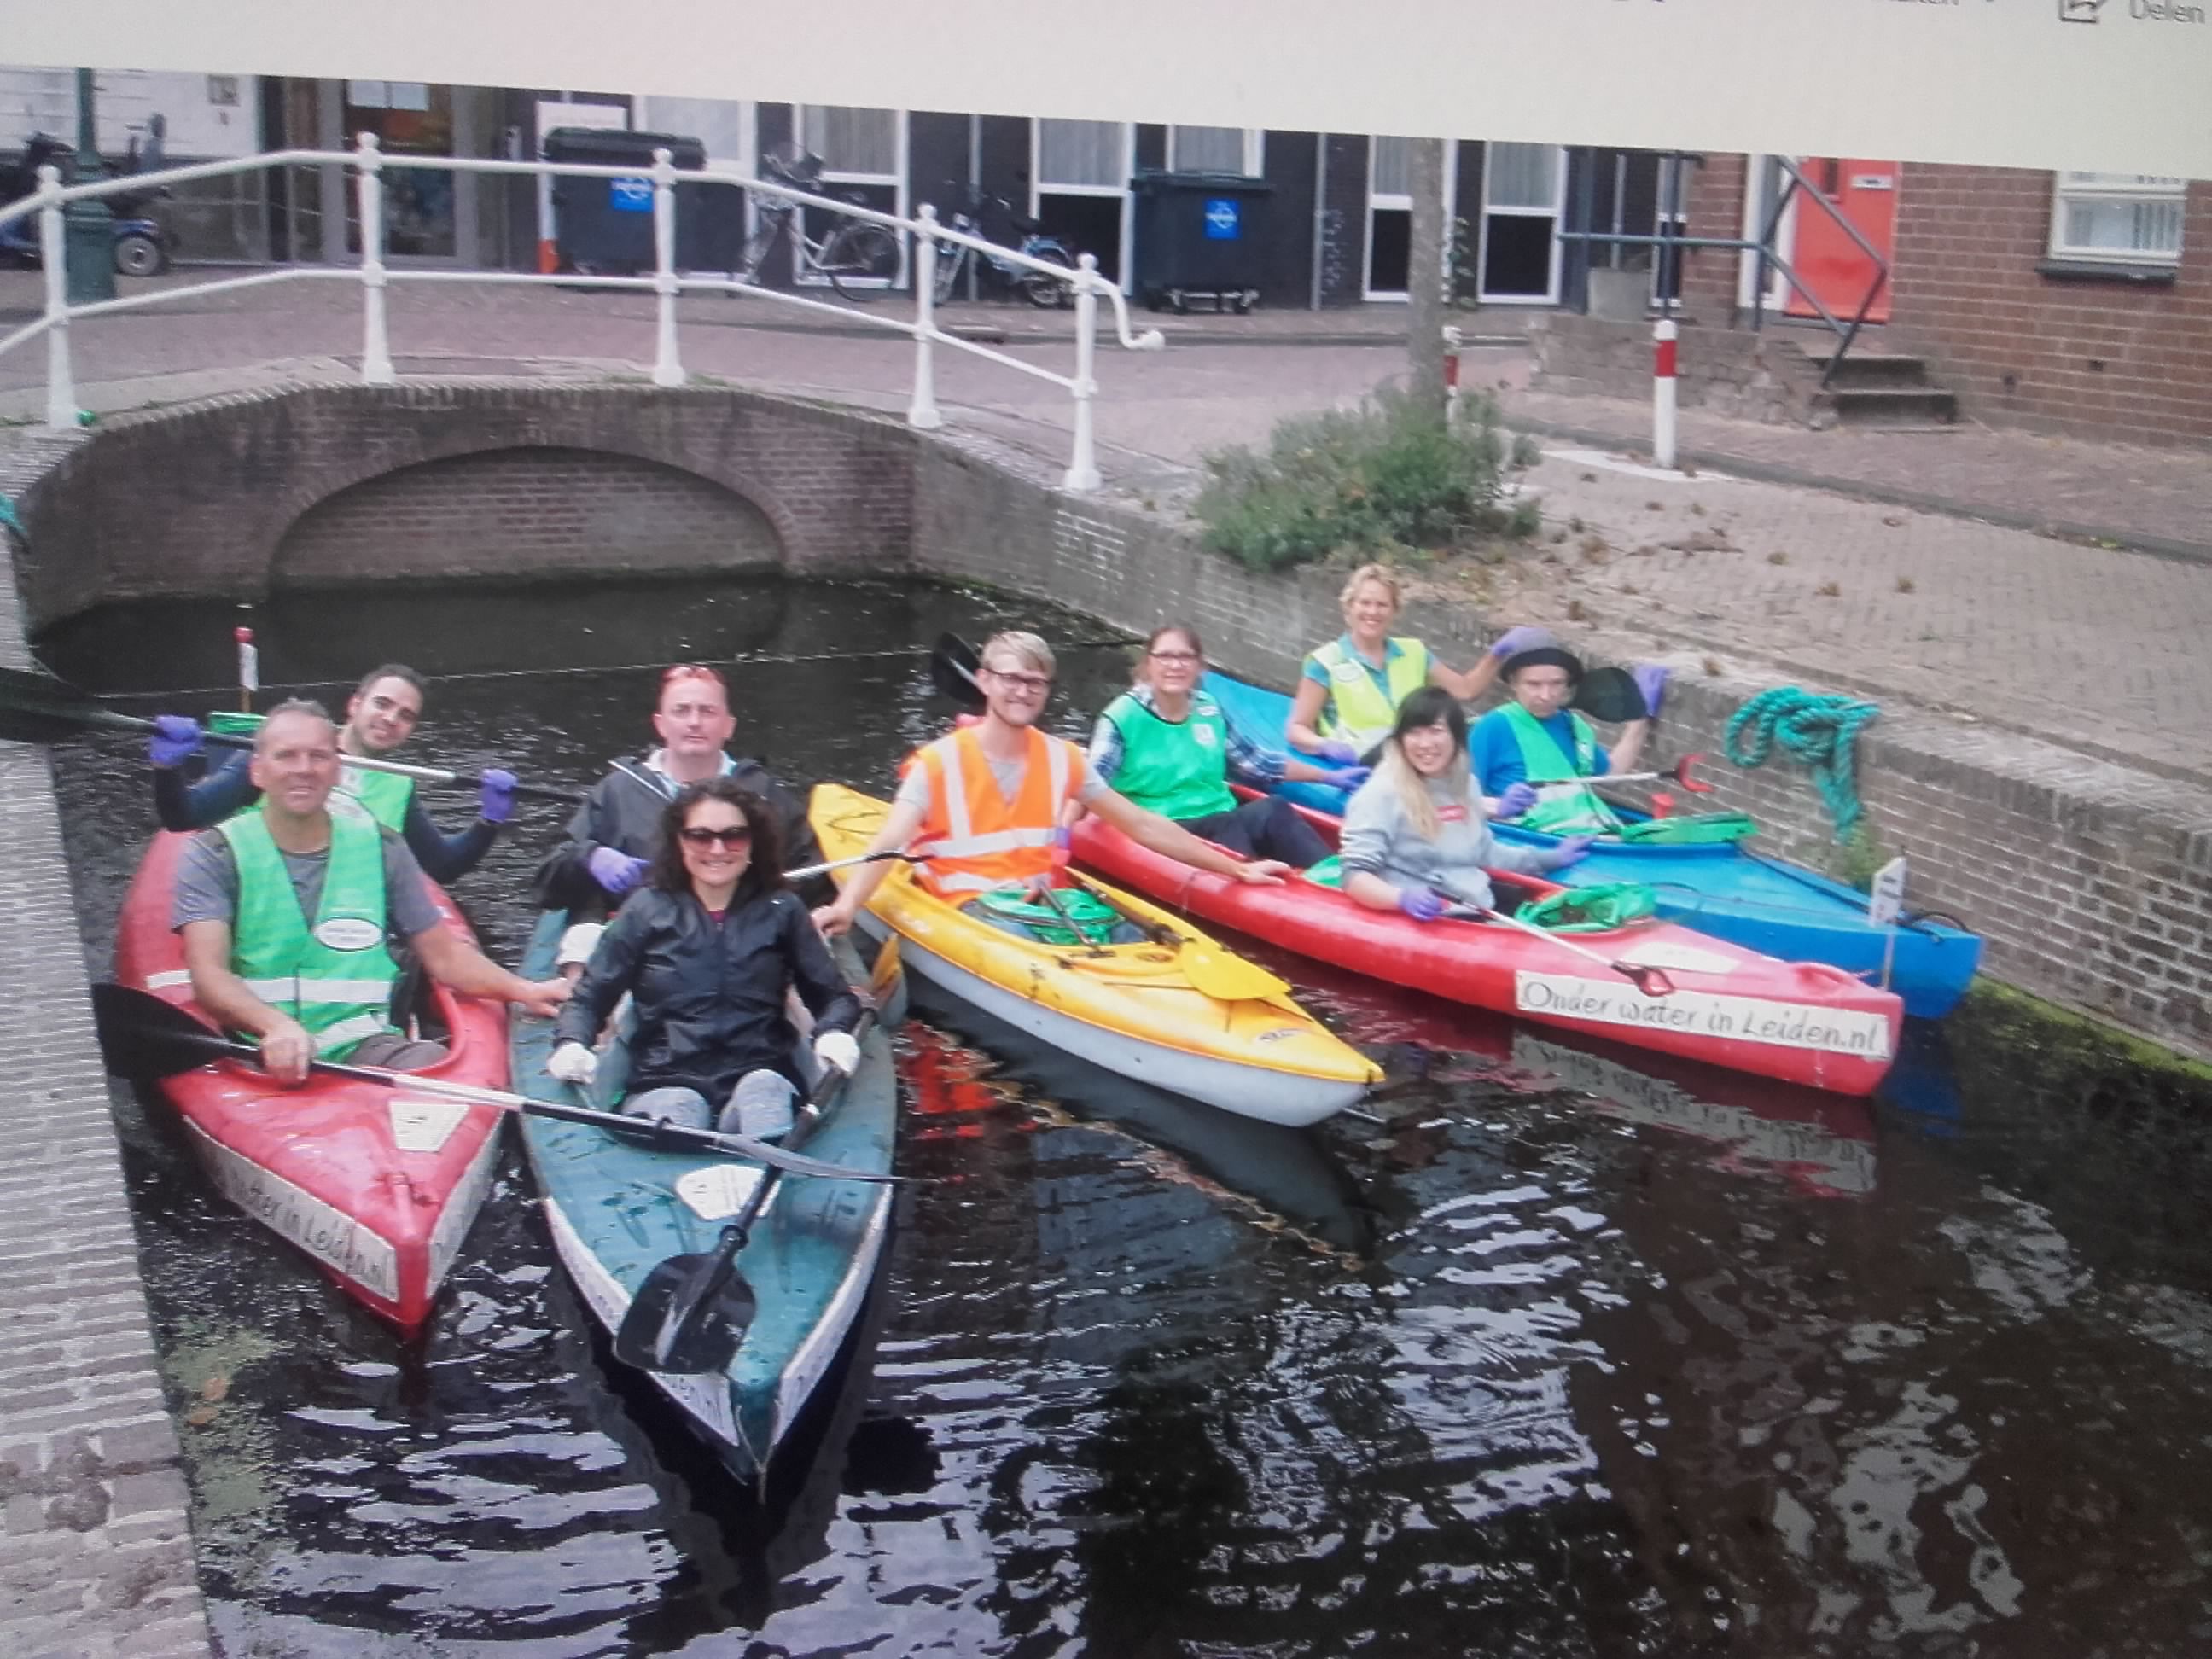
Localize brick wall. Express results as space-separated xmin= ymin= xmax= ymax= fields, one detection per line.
xmin=13 ymin=382 xmax=916 ymax=622
xmin=1679 ymin=154 xmax=1748 ymax=323
xmin=1529 ymin=312 xmax=1827 ymax=425
xmin=911 ymin=431 xmax=2212 ymax=1059
xmin=1889 ymin=166 xmax=2212 ymax=448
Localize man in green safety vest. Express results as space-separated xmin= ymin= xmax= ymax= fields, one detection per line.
xmin=1470 ymin=636 xmax=1667 ymax=835
xmin=148 ymin=663 xmax=515 ymax=883
xmin=173 ymin=701 xmax=567 ymax=1086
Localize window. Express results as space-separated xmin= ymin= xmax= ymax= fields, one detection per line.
xmin=1167 ymin=125 xmax=1261 ymax=176
xmin=1484 ymin=143 xmax=1561 ymax=212
xmin=1037 ymin=119 xmax=1126 ymax=190
xmin=2051 ymin=173 xmax=2186 ymax=264
xmin=1371 ymin=136 xmax=1413 ymax=202
xmin=800 ymin=106 xmax=898 ymax=180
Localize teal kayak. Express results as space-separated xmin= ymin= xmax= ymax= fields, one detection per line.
xmin=512 ymin=911 xmax=905 ymax=1481
xmin=1202 ymin=669 xmax=1980 ymax=1020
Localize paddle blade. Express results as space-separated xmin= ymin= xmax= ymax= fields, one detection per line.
xmin=613 ymin=1247 xmax=756 ymax=1374
xmin=0 ymin=665 xmax=148 ymax=745
xmin=90 ymin=981 xmax=247 ymax=1079
xmin=929 ymin=633 xmax=986 ymax=709
xmin=1573 ymin=667 xmax=1650 ymax=725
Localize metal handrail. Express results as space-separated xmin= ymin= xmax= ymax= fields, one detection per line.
xmin=0 ymin=136 xmax=1167 ymax=492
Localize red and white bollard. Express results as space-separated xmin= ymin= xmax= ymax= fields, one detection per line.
xmin=1651 ymin=318 xmax=1679 ymax=471
xmin=1443 ymin=324 xmax=1463 ymax=424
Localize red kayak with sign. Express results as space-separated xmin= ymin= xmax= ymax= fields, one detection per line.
xmin=1068 ymin=814 xmax=1902 ymax=1097
xmin=112 ymin=831 xmax=510 ymax=1330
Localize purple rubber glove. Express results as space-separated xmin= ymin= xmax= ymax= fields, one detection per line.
xmin=1540 ymin=835 xmax=1597 ymax=873
xmin=1494 ymin=781 xmax=1540 ymax=820
xmin=1631 ymin=663 xmax=1670 ymax=719
xmin=478 ymin=767 xmax=518 ymax=824
xmin=1398 ymin=887 xmax=1447 ymax=923
xmin=588 ymin=846 xmax=648 ymax=895
xmin=1323 ymin=765 xmax=1371 ymax=792
xmin=148 ymin=714 xmax=202 ymax=768
xmin=1313 ymin=741 xmax=1363 ymax=767
xmin=1490 ymin=625 xmax=1553 ymax=659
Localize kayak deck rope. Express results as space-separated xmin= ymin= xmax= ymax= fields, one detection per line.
xmin=1722 ymin=686 xmax=1880 ymax=843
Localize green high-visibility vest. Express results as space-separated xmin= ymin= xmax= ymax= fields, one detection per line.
xmin=217 ymin=808 xmax=399 ymax=1061
xmin=1101 ymin=690 xmax=1237 ymax=822
xmin=1495 ymin=701 xmax=1624 ymax=835
xmin=1312 ymin=637 xmax=1429 ymax=752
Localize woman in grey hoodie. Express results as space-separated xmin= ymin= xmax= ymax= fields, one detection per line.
xmin=1338 ymin=687 xmax=1592 ymax=921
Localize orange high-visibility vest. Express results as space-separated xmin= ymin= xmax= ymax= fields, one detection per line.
xmin=908 ymin=725 xmax=1086 ymax=903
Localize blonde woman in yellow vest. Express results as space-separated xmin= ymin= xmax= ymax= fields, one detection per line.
xmin=1286 ymin=563 xmax=1550 ymax=764
xmin=814 ymin=632 xmax=1294 ymax=941
xmin=173 ymin=701 xmax=567 ymax=1086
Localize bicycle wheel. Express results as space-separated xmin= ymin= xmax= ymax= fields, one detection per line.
xmin=823 ymin=223 xmax=899 ymax=300
xmin=1020 ymin=243 xmax=1076 ymax=309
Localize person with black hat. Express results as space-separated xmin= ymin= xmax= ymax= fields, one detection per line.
xmin=1470 ymin=632 xmax=1668 ymax=835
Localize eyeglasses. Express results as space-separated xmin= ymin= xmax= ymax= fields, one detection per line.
xmin=1148 ymin=649 xmax=1200 ymax=664
xmin=678 ymin=824 xmax=753 ymax=847
xmin=661 ymin=663 xmax=727 ymax=690
xmin=983 ymin=667 xmax=1053 ymax=696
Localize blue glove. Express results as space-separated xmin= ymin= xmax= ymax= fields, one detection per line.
xmin=1494 ymin=781 xmax=1539 ymax=820
xmin=1323 ymin=765 xmax=1371 ymax=792
xmin=1490 ymin=626 xmax=1553 ymax=659
xmin=1398 ymin=887 xmax=1447 ymax=923
xmin=478 ymin=768 xmax=517 ymax=824
xmin=1631 ymin=663 xmax=1670 ymax=719
xmin=1314 ymin=741 xmax=1363 ymax=766
xmin=588 ymin=846 xmax=648 ymax=895
xmin=148 ymin=714 xmax=202 ymax=768
xmin=1540 ymin=835 xmax=1596 ymax=873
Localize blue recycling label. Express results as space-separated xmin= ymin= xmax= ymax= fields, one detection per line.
xmin=609 ymin=177 xmax=654 ymax=212
xmin=1203 ymin=197 xmax=1241 ymax=240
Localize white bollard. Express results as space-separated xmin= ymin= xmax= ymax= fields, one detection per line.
xmin=38 ymin=166 xmax=73 ymax=430
xmin=1443 ymin=323 xmax=1463 ymax=426
xmin=355 ymin=134 xmax=396 ymax=386
xmin=1062 ymin=253 xmax=1103 ymax=493
xmin=1652 ymin=317 xmax=1678 ymax=471
xmin=907 ymin=204 xmax=943 ymax=431
xmin=650 ymin=148 xmax=685 ymax=387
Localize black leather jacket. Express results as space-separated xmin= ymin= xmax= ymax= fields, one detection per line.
xmin=553 ymin=884 xmax=859 ymax=1102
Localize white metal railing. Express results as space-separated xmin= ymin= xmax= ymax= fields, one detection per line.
xmin=0 ymin=135 xmax=1167 ymax=492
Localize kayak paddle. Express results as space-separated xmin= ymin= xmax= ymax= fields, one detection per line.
xmin=1441 ymin=903 xmax=1677 ymax=999
xmin=1572 ymin=666 xmax=1656 ymax=725
xmin=612 ymin=939 xmax=903 ymax=1376
xmin=929 ymin=632 xmax=986 ymax=708
xmin=90 ymin=982 xmax=911 ymax=1184
xmin=784 ymin=849 xmax=928 ymax=883
xmin=0 ymin=664 xmax=583 ymax=803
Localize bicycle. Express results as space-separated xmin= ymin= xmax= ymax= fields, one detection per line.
xmin=931 ymin=185 xmax=1077 ymax=310
xmin=736 ymin=143 xmax=900 ymax=301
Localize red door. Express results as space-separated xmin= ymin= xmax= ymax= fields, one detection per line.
xmin=1784 ymin=159 xmax=1897 ymax=324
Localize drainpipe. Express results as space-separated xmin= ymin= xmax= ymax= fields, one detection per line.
xmin=1309 ymin=131 xmax=1326 ymax=311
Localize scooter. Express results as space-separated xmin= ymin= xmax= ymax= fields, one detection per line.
xmin=0 ymin=132 xmax=172 ymax=277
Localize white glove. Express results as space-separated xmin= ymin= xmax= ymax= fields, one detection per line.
xmin=813 ymin=1030 xmax=860 ymax=1076
xmin=547 ymin=1042 xmax=598 ymax=1086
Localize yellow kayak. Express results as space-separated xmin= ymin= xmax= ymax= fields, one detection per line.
xmin=810 ymin=785 xmax=1380 ymax=1126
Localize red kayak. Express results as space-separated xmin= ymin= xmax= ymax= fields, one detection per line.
xmin=1069 ymin=812 xmax=1903 ymax=1097
xmin=112 ymin=832 xmax=510 ymax=1331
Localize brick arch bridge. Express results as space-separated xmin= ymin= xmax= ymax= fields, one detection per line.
xmin=15 ymin=382 xmax=917 ymax=615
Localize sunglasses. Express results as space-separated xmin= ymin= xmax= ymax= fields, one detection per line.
xmin=661 ymin=662 xmax=727 ymax=690
xmin=678 ymin=824 xmax=753 ymax=848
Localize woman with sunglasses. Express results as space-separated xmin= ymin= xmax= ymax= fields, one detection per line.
xmin=1086 ymin=624 xmax=1367 ymax=868
xmin=545 ymin=777 xmax=861 ymax=1141
xmin=1339 ymin=687 xmax=1592 ymax=923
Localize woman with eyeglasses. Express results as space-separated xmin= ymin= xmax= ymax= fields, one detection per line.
xmin=545 ymin=777 xmax=861 ymax=1141
xmin=1086 ymin=624 xmax=1366 ymax=867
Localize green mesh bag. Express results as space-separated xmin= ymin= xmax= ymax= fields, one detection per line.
xmin=1515 ymin=882 xmax=1661 ymax=933
xmin=1614 ymin=811 xmax=1757 ymax=847
xmin=975 ymin=886 xmax=1123 ymax=946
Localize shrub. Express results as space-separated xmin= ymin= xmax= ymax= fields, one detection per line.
xmin=1194 ymin=387 xmax=1517 ymax=571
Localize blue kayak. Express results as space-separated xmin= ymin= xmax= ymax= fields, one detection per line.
xmin=1202 ymin=670 xmax=1980 ymax=1019
xmin=512 ymin=911 xmax=905 ymax=1482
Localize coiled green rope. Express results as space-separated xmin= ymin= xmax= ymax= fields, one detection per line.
xmin=1723 ymin=687 xmax=1881 ymax=842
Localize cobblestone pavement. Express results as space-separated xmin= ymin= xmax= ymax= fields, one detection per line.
xmin=3 ymin=275 xmax=2208 ymax=783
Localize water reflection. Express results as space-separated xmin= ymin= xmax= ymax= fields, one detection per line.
xmin=38 ymin=576 xmax=2212 ymax=1656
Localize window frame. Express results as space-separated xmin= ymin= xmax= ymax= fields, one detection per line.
xmin=1166 ymin=125 xmax=1265 ymax=178
xmin=2047 ymin=172 xmax=2186 ymax=266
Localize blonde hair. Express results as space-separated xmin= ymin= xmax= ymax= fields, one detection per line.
xmin=1372 ymin=685 xmax=1477 ymax=841
xmin=1338 ymin=562 xmax=1402 ymax=617
xmin=980 ymin=630 xmax=1056 ymax=678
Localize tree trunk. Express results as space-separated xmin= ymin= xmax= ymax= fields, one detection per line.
xmin=1406 ymin=137 xmax=1448 ymax=419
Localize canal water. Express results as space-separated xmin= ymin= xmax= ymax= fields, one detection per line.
xmin=37 ymin=577 xmax=2212 ymax=1657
